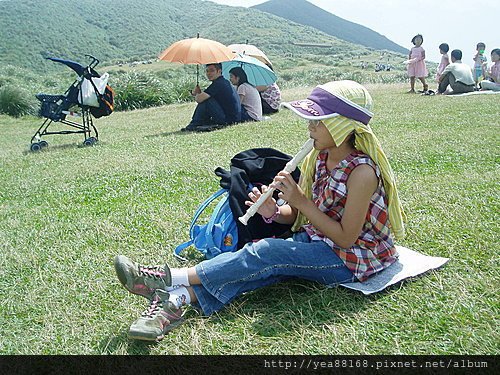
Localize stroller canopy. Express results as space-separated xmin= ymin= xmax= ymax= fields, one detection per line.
xmin=47 ymin=57 xmax=99 ymax=77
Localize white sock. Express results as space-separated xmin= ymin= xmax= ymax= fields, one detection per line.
xmin=168 ymin=286 xmax=191 ymax=308
xmin=170 ymin=268 xmax=190 ymax=287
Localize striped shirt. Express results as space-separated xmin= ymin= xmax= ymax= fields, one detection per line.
xmin=302 ymin=151 xmax=397 ymax=281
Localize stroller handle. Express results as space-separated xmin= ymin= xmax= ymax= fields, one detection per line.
xmin=85 ymin=55 xmax=100 ymax=68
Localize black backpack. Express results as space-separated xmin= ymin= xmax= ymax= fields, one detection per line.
xmin=215 ymin=148 xmax=301 ymax=249
xmin=90 ymin=84 xmax=115 ymax=118
xmin=174 ymin=148 xmax=301 ymax=260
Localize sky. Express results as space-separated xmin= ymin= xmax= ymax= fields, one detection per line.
xmin=209 ymin=0 xmax=498 ymax=64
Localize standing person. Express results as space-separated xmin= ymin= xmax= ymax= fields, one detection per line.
xmin=438 ymin=49 xmax=476 ymax=95
xmin=182 ymin=63 xmax=241 ymax=132
xmin=473 ymin=42 xmax=488 ymax=88
xmin=407 ymin=34 xmax=428 ymax=93
xmin=480 ymin=48 xmax=500 ymax=91
xmin=256 ymin=82 xmax=282 ymax=114
xmin=436 ymin=43 xmax=450 ymax=82
xmin=113 ymin=80 xmax=406 ymax=342
xmin=229 ymin=67 xmax=262 ymax=122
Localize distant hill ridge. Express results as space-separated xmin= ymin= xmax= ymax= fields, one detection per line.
xmin=253 ymin=0 xmax=407 ymax=55
xmin=0 ymin=0 xmax=404 ymax=73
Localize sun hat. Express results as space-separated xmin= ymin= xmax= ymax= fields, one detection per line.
xmin=283 ymin=80 xmax=405 ymax=239
xmin=281 ymin=80 xmax=373 ymax=124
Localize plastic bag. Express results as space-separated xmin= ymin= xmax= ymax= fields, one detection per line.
xmin=79 ymin=72 xmax=109 ymax=107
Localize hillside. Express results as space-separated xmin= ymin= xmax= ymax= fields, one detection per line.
xmin=0 ymin=0 xmax=395 ymax=73
xmin=253 ymin=0 xmax=408 ymax=55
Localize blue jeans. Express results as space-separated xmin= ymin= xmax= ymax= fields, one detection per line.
xmin=192 ymin=232 xmax=355 ymax=315
xmin=188 ymin=98 xmax=226 ymax=128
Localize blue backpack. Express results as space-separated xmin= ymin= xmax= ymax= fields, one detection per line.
xmin=174 ymin=188 xmax=238 ymax=261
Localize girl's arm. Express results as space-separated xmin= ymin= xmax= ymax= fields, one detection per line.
xmin=273 ymin=168 xmax=378 ymax=249
xmin=236 ymin=85 xmax=244 ymax=103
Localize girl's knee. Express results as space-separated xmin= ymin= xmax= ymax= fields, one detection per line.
xmin=240 ymin=238 xmax=289 ymax=260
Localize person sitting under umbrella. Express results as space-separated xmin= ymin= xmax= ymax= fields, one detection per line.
xmin=257 ymin=81 xmax=282 ymax=115
xmin=255 ymin=63 xmax=281 ymax=115
xmin=229 ymin=67 xmax=262 ymax=122
xmin=182 ymin=63 xmax=241 ymax=132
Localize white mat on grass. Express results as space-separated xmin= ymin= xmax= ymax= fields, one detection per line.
xmin=339 ymin=246 xmax=449 ymax=295
xmin=446 ymin=90 xmax=500 ymax=97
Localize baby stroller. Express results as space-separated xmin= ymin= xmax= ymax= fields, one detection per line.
xmin=31 ymin=55 xmax=114 ymax=151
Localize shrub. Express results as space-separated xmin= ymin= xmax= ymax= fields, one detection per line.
xmin=0 ymin=85 xmax=35 ymax=117
xmin=163 ymin=78 xmax=194 ymax=103
xmin=279 ymin=73 xmax=294 ymax=82
xmin=112 ymin=71 xmax=169 ymax=111
xmin=111 ymin=71 xmax=195 ymax=111
xmin=339 ymin=71 xmax=363 ymax=83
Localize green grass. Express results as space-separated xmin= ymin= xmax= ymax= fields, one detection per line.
xmin=0 ymin=84 xmax=498 ymax=354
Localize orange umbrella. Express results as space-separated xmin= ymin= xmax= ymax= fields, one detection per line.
xmin=159 ymin=34 xmax=235 ymax=84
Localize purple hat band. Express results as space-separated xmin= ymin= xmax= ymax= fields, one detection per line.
xmin=285 ymin=87 xmax=372 ymax=125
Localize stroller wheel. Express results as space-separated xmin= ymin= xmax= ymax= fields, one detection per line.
xmin=39 ymin=140 xmax=48 ymax=149
xmin=83 ymin=137 xmax=97 ymax=146
xmin=30 ymin=143 xmax=41 ymax=152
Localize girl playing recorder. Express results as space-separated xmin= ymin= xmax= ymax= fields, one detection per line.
xmin=114 ymin=80 xmax=405 ymax=341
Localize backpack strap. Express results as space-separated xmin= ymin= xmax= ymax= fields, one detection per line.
xmin=204 ymin=191 xmax=230 ymax=252
xmin=173 ymin=188 xmax=227 ymax=261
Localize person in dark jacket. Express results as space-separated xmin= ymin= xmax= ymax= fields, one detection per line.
xmin=182 ymin=63 xmax=241 ymax=131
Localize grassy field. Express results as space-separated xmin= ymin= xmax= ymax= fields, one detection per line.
xmin=0 ymin=84 xmax=498 ymax=355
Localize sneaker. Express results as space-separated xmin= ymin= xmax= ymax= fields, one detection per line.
xmin=114 ymin=255 xmax=171 ymax=299
xmin=180 ymin=125 xmax=197 ymax=132
xmin=128 ymin=289 xmax=184 ymax=341
xmin=195 ymin=123 xmax=225 ymax=132
xmin=421 ymin=89 xmax=435 ymax=96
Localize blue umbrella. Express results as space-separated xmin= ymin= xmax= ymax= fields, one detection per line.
xmin=222 ymin=54 xmax=276 ymax=86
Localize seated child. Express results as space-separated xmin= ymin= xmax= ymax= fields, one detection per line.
xmin=114 ymin=80 xmax=406 ymax=341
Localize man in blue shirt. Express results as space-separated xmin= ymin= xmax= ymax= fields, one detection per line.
xmin=182 ymin=63 xmax=241 ymax=131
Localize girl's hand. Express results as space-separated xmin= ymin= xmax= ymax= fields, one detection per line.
xmin=245 ymin=185 xmax=277 ymax=219
xmin=271 ymin=171 xmax=307 ymax=209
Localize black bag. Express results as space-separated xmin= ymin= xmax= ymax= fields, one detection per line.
xmin=215 ymin=148 xmax=301 ymax=249
xmin=90 ymin=84 xmax=114 ymax=118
